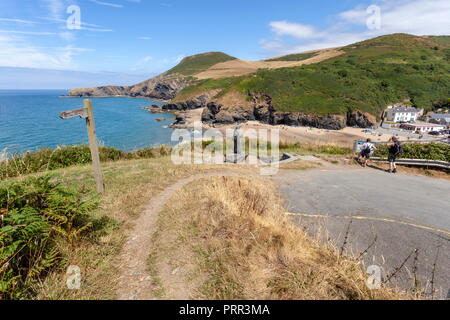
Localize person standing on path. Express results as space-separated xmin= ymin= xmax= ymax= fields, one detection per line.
xmin=358 ymin=138 xmax=376 ymax=167
xmin=387 ymin=136 xmax=402 ymax=173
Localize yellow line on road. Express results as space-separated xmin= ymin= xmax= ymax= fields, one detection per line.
xmin=286 ymin=212 xmax=450 ymax=237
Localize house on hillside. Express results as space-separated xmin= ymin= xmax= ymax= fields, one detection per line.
xmin=385 ymin=105 xmax=424 ymax=123
xmin=428 ymin=113 xmax=450 ymax=128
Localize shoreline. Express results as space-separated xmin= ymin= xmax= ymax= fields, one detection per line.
xmin=59 ymin=95 xmax=170 ymax=103
xmin=171 ymin=108 xmax=443 ymax=147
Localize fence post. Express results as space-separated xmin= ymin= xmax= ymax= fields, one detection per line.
xmin=84 ymin=99 xmax=105 ymax=194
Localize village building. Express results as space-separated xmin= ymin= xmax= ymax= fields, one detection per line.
xmin=428 ymin=113 xmax=450 ymax=128
xmin=385 ymin=105 xmax=424 ymax=123
xmin=399 ymin=122 xmax=446 ymax=133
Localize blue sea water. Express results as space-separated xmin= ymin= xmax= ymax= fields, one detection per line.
xmin=0 ymin=90 xmax=176 ymax=153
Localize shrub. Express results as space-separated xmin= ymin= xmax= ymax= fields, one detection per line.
xmin=0 ymin=175 xmax=100 ymax=299
xmin=374 ymin=143 xmax=450 ymax=162
xmin=0 ymin=145 xmax=173 ymax=180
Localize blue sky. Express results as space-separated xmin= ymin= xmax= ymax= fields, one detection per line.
xmin=0 ymin=0 xmax=449 ymax=88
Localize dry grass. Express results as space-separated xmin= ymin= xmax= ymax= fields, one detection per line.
xmin=31 ymin=157 xmax=243 ymax=299
xmin=151 ymin=176 xmax=410 ymax=300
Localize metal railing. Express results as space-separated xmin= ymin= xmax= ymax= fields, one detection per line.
xmin=370 ymin=157 xmax=450 ymax=169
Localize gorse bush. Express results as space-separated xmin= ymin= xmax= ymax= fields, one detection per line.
xmin=0 ymin=175 xmax=100 ymax=299
xmin=374 ymin=143 xmax=450 ymax=162
xmin=0 ymin=145 xmax=172 ymax=180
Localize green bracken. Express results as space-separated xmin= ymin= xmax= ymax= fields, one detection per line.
xmin=0 ymin=175 xmax=104 ymax=299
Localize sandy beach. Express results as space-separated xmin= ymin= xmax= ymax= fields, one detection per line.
xmin=175 ymin=108 xmax=409 ymax=147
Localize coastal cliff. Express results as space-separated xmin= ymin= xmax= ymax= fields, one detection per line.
xmin=68 ymin=74 xmax=191 ymax=100
xmin=162 ymin=92 xmax=376 ymax=130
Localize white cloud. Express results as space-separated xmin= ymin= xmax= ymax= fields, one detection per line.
xmin=269 ymin=21 xmax=320 ymax=39
xmin=0 ymin=34 xmax=90 ymax=70
xmin=89 ymin=0 xmax=124 ymax=8
xmin=263 ymin=0 xmax=450 ymax=55
xmin=138 ymin=36 xmax=152 ymax=40
xmin=0 ymin=18 xmax=39 ymax=24
xmin=174 ymin=55 xmax=185 ymax=63
xmin=37 ymin=16 xmax=114 ymax=32
xmin=0 ymin=30 xmax=57 ymax=36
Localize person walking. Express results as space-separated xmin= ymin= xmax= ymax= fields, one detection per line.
xmin=387 ymin=136 xmax=402 ymax=173
xmin=358 ymin=138 xmax=376 ymax=167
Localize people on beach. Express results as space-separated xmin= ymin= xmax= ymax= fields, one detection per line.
xmin=358 ymin=138 xmax=376 ymax=167
xmin=387 ymin=136 xmax=402 ymax=173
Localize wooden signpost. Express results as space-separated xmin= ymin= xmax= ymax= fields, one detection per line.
xmin=60 ymin=99 xmax=105 ymax=194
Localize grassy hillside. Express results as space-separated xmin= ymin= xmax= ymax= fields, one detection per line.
xmin=164 ymin=52 xmax=236 ymax=76
xmin=428 ymin=36 xmax=450 ymax=46
xmin=177 ymin=34 xmax=450 ymax=117
xmin=266 ymin=51 xmax=318 ymax=62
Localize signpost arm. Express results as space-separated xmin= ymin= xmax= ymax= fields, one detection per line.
xmin=84 ymin=99 xmax=105 ymax=194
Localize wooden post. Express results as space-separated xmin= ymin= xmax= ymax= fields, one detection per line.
xmin=84 ymin=99 xmax=105 ymax=194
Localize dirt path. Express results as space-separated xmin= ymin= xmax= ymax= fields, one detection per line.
xmin=116 ymin=170 xmax=252 ymax=300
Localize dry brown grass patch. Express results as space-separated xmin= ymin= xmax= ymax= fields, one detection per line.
xmin=152 ymin=176 xmax=409 ymax=300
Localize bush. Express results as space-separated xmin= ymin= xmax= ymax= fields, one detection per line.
xmin=374 ymin=143 xmax=450 ymax=162
xmin=0 ymin=175 xmax=100 ymax=299
xmin=279 ymin=142 xmax=352 ymax=155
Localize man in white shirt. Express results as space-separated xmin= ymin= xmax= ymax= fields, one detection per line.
xmin=358 ymin=138 xmax=376 ymax=167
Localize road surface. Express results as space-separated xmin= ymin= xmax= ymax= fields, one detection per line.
xmin=274 ymin=166 xmax=450 ymax=299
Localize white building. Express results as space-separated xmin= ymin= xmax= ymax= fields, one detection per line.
xmin=400 ymin=122 xmax=446 ymax=133
xmin=429 ymin=114 xmax=450 ymax=128
xmin=385 ymin=105 xmax=424 ymax=123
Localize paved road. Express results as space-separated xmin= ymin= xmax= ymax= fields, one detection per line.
xmin=274 ymin=166 xmax=450 ymax=299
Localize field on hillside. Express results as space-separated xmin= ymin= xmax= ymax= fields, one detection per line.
xmin=193 ymin=49 xmax=343 ymax=80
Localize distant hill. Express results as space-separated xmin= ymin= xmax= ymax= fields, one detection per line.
xmin=68 ymin=48 xmax=343 ymax=99
xmin=68 ymin=52 xmax=237 ymax=99
xmin=164 ymin=52 xmax=236 ymax=76
xmin=180 ymin=34 xmax=450 ymax=119
xmin=69 ymin=33 xmax=450 ymax=128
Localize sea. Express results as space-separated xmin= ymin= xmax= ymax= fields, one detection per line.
xmin=0 ymin=90 xmax=176 ymax=154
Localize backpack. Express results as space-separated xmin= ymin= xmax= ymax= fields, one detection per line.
xmin=395 ymin=142 xmax=403 ymax=155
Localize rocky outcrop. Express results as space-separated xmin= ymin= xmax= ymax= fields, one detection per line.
xmin=202 ymin=93 xmax=349 ymax=130
xmin=201 ymin=102 xmax=255 ymax=124
xmin=347 ymin=110 xmax=376 ymax=128
xmin=68 ymin=74 xmax=191 ymax=100
xmin=68 ymin=86 xmax=129 ymax=97
xmin=171 ymin=113 xmax=187 ymax=126
xmin=161 ymin=93 xmax=211 ymax=111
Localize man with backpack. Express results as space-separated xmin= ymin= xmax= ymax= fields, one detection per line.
xmin=387 ymin=136 xmax=402 ymax=173
xmin=358 ymin=138 xmax=376 ymax=167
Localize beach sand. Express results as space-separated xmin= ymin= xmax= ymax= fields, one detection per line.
xmin=176 ymin=108 xmax=420 ymax=148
